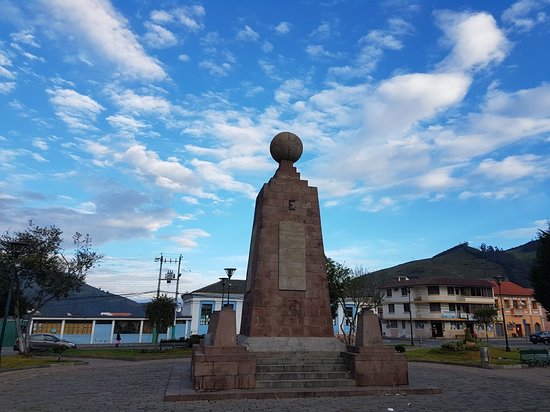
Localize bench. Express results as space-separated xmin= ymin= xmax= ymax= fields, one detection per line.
xmin=519 ymin=349 xmax=550 ymax=367
xmin=159 ymin=339 xmax=190 ymax=349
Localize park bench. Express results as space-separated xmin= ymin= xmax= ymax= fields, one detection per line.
xmin=519 ymin=349 xmax=550 ymax=367
xmin=159 ymin=339 xmax=190 ymax=349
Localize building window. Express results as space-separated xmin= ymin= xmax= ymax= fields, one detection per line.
xmin=415 ymin=321 xmax=425 ymax=329
xmin=447 ymin=286 xmax=455 ymax=295
xmin=448 ymin=303 xmax=456 ymax=311
xmin=402 ymin=321 xmax=407 ymax=329
xmin=429 ymin=303 xmax=441 ymax=312
xmin=386 ymin=289 xmax=392 ymax=297
xmin=513 ymin=300 xmax=519 ymax=309
xmin=389 ymin=320 xmax=398 ymax=328
xmin=401 ymin=287 xmax=408 ymax=296
xmin=504 ymin=300 xmax=510 ymax=309
xmin=533 ymin=301 xmax=538 ymax=309
xmin=200 ymin=303 xmax=213 ymax=325
xmin=427 ymin=286 xmax=440 ymax=295
xmin=388 ymin=304 xmax=395 ymax=313
xmin=344 ymin=306 xmax=353 ymax=326
xmin=450 ymin=322 xmax=464 ymax=330
xmin=404 ymin=303 xmax=410 ymax=313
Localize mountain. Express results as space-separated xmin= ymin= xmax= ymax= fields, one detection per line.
xmin=37 ymin=283 xmax=146 ymax=317
xmin=370 ymin=240 xmax=538 ymax=288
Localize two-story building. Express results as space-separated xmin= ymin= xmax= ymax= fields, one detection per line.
xmin=489 ymin=279 xmax=549 ymax=337
xmin=380 ymin=277 xmax=495 ymax=340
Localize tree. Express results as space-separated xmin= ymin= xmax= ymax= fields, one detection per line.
xmin=531 ymin=224 xmax=550 ymax=312
xmin=145 ymin=294 xmax=177 ymax=345
xmin=473 ymin=307 xmax=498 ymax=344
xmin=326 ymin=258 xmax=386 ymax=345
xmin=0 ymin=221 xmax=102 ymax=355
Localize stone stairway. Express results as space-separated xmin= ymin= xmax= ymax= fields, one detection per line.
xmin=254 ymin=351 xmax=356 ymax=389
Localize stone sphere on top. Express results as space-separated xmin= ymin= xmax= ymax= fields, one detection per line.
xmin=270 ymin=132 xmax=303 ymax=163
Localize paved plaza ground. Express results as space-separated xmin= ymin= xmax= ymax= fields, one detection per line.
xmin=0 ymin=357 xmax=549 ymax=411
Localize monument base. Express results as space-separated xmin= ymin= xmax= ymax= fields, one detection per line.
xmin=344 ymin=345 xmax=409 ymax=386
xmin=237 ymin=335 xmax=346 ymax=352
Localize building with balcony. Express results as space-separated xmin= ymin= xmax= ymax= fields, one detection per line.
xmin=380 ymin=277 xmax=495 ymax=340
xmin=489 ymin=279 xmax=549 ymax=337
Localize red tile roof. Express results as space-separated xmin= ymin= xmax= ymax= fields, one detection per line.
xmin=488 ymin=280 xmax=534 ymax=297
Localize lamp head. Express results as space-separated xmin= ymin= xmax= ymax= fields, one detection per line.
xmin=224 ymin=267 xmax=236 ymax=279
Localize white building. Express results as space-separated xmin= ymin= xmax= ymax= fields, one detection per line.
xmin=380 ymin=277 xmax=495 ymax=340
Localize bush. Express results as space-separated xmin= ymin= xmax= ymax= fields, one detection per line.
xmin=441 ymin=340 xmax=480 ymax=352
xmin=187 ymin=334 xmax=204 ymax=346
xmin=394 ymin=344 xmax=406 ymax=353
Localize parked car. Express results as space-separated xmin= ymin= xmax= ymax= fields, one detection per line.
xmin=529 ymin=331 xmax=550 ymax=344
xmin=13 ymin=333 xmax=77 ymax=352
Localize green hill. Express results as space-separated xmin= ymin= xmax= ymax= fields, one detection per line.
xmin=371 ymin=240 xmax=538 ymax=288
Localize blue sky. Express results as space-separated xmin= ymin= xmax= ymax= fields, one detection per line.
xmin=1 ymin=0 xmax=549 ymax=302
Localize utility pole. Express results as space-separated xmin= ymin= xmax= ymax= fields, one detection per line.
xmin=172 ymin=255 xmax=182 ymax=339
xmin=155 ymin=254 xmax=164 ymax=298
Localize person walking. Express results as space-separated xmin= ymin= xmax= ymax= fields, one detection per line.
xmin=115 ymin=332 xmax=121 ymax=347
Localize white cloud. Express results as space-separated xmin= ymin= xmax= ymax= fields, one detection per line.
xmin=106 ymin=114 xmax=148 ymax=132
xmin=108 ymin=88 xmax=171 ymax=115
xmin=275 ymin=22 xmax=291 ymax=35
xmin=47 ymin=88 xmax=104 ymax=130
xmin=236 ymin=25 xmax=260 ymax=42
xmin=360 ymin=196 xmax=396 ymax=212
xmin=143 ymin=22 xmax=177 ymax=49
xmin=178 ymin=54 xmax=190 ymax=62
xmin=40 ymin=0 xmax=166 ymax=80
xmin=173 ymin=228 xmax=210 ymax=249
xmin=32 ymin=138 xmax=48 ymax=151
xmin=502 ymin=0 xmax=548 ymax=31
xmin=436 ymin=11 xmax=509 ymax=71
xmin=476 ymin=155 xmax=542 ymax=181
xmin=0 ymin=82 xmax=16 ymax=94
xmin=305 ymin=45 xmax=342 ymax=59
xmin=10 ymin=30 xmax=40 ymax=47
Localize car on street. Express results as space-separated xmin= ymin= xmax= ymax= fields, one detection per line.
xmin=529 ymin=331 xmax=550 ymax=344
xmin=13 ymin=333 xmax=77 ymax=352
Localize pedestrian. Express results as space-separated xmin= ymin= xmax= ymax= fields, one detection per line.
xmin=115 ymin=332 xmax=121 ymax=347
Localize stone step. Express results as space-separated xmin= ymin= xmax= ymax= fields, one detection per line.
xmin=255 ymin=378 xmax=357 ymax=389
xmin=255 ymin=356 xmax=346 ymax=366
xmin=256 ymin=363 xmax=348 ymax=373
xmin=256 ymin=371 xmax=351 ymax=381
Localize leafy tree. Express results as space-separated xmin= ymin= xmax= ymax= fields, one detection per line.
xmin=531 ymin=224 xmax=550 ymax=312
xmin=0 ymin=221 xmax=102 ymax=355
xmin=473 ymin=307 xmax=498 ymax=344
xmin=326 ymin=259 xmax=385 ymax=345
xmin=145 ymin=294 xmax=177 ymax=345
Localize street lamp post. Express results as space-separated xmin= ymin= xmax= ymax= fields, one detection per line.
xmin=0 ymin=241 xmax=28 ymax=366
xmin=224 ymin=268 xmax=236 ymax=308
xmin=408 ymin=287 xmax=414 ymax=346
xmin=494 ymin=276 xmax=511 ymax=352
xmin=219 ymin=277 xmax=227 ymax=306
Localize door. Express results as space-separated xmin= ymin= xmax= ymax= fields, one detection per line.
xmin=515 ymin=324 xmax=522 ymax=337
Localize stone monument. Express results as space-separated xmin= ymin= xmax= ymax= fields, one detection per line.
xmin=239 ymin=132 xmax=339 ymax=350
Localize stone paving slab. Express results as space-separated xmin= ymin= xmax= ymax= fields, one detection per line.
xmin=165 ymin=364 xmax=441 ymax=401
xmin=1 ymin=357 xmax=549 ymax=411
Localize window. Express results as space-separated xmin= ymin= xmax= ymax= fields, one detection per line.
xmin=344 ymin=306 xmax=353 ymax=326
xmin=448 ymin=303 xmax=456 ymax=311
xmin=427 ymin=286 xmax=440 ymax=295
xmin=402 ymin=321 xmax=407 ymax=329
xmin=447 ymin=286 xmax=455 ymax=295
xmin=388 ymin=303 xmax=395 ymax=313
xmin=386 ymin=289 xmax=392 ymax=297
xmin=403 ymin=303 xmax=410 ymax=313
xmin=387 ymin=320 xmax=398 ymax=328
xmin=450 ymin=322 xmax=464 ymax=330
xmin=64 ymin=321 xmax=93 ymax=335
xmin=401 ymin=287 xmax=408 ymax=296
xmin=200 ymin=303 xmax=213 ymax=325
xmin=114 ymin=320 xmax=140 ymax=334
xmin=513 ymin=300 xmax=519 ymax=308
xmin=429 ymin=303 xmax=441 ymax=312
xmin=533 ymin=301 xmax=538 ymax=309
xmin=415 ymin=321 xmax=425 ymax=329
xmin=504 ymin=300 xmax=510 ymax=309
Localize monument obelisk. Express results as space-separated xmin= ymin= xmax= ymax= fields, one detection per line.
xmin=239 ymin=132 xmax=335 ymax=343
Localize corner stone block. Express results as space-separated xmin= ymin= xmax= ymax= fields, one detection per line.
xmin=193 ymin=361 xmax=213 ymax=377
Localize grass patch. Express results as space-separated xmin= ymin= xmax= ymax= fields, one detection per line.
xmin=0 ymin=355 xmax=61 ymax=370
xmin=404 ymin=346 xmax=520 ymax=366
xmin=64 ymin=347 xmax=193 ymax=360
